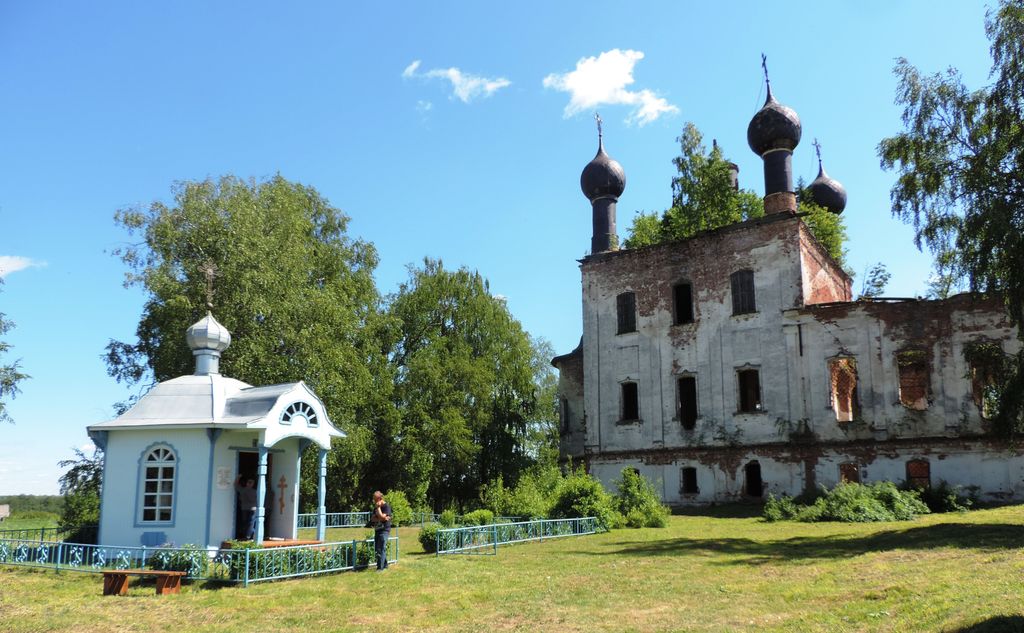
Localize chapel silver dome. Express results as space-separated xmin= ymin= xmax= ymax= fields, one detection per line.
xmin=186 ymin=312 xmax=232 ymax=352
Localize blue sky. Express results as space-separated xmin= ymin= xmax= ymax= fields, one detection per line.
xmin=0 ymin=2 xmax=997 ymax=494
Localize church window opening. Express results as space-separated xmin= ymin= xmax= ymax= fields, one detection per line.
xmin=965 ymin=342 xmax=1007 ymax=420
xmin=617 ymin=292 xmax=637 ymax=334
xmin=730 ymin=270 xmax=756 ymax=315
xmin=737 ymin=368 xmax=762 ymax=413
xmin=828 ymin=358 xmax=859 ymax=422
xmin=681 ymin=467 xmax=699 ymax=494
xmin=906 ymin=459 xmax=931 ymax=489
xmin=896 ymin=350 xmax=929 ymax=410
xmin=839 ymin=462 xmax=860 ymax=484
xmin=281 ymin=402 xmax=318 ymax=427
xmin=744 ymin=461 xmax=763 ymax=497
xmin=620 ymin=382 xmax=640 ymax=421
xmin=678 ymin=375 xmax=698 ymax=430
xmin=559 ymin=397 xmax=570 ymax=434
xmin=673 ymin=282 xmax=694 ymax=325
xmin=140 ymin=446 xmax=176 ymax=523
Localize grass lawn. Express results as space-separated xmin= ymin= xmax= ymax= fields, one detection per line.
xmin=0 ymin=513 xmax=59 ymax=532
xmin=2 ymin=506 xmax=1023 ymax=632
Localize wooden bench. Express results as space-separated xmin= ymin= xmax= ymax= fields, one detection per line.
xmin=102 ymin=569 xmax=187 ymax=596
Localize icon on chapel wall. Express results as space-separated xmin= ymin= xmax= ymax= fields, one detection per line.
xmin=216 ymin=467 xmax=232 ymax=490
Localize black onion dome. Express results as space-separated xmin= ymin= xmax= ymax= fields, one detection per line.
xmin=747 ymin=84 xmax=802 ymax=155
xmin=807 ymin=162 xmax=848 ymax=214
xmin=580 ymin=138 xmax=626 ymax=201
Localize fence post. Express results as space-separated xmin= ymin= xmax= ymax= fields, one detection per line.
xmin=351 ymin=539 xmax=357 ymax=569
xmin=492 ymin=524 xmax=498 ymax=556
xmin=243 ymin=548 xmax=251 ymax=587
xmin=55 ymin=542 xmax=62 ymax=574
xmin=435 ymin=530 xmax=439 ymax=558
xmin=39 ymin=527 xmax=45 ymax=543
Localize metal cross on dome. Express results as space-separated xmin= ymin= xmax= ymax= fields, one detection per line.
xmin=595 ymin=112 xmax=603 ymax=140
xmin=761 ymin=53 xmax=770 ymax=86
xmin=201 ymin=261 xmax=217 ymax=310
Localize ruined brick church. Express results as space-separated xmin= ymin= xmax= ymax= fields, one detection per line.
xmin=552 ymin=80 xmax=1023 ymax=505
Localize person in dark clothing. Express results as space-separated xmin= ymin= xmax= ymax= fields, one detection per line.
xmin=235 ymin=476 xmax=258 ymax=540
xmin=370 ymin=490 xmax=392 ymax=571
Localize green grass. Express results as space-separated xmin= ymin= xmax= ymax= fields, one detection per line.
xmin=2 ymin=507 xmax=1024 ymax=632
xmin=0 ymin=512 xmax=59 ymax=532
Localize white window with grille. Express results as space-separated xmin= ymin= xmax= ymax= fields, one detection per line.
xmin=139 ymin=446 xmax=176 ymax=524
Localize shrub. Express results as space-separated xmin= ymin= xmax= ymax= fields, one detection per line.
xmin=150 ymin=543 xmax=209 ymax=577
xmin=763 ymin=482 xmax=931 ymax=523
xmin=461 ymin=509 xmax=495 ymax=526
xmin=614 ymin=468 xmax=669 ymax=528
xmin=762 ymin=494 xmax=801 ymax=522
xmin=439 ymin=509 xmax=458 ymax=527
xmin=549 ymin=466 xmax=618 ymax=529
xmin=355 ymin=535 xmax=376 ymax=569
xmin=915 ymin=481 xmax=974 ymax=513
xmin=385 ymin=490 xmax=413 ymax=526
xmin=418 ymin=523 xmax=440 ymax=553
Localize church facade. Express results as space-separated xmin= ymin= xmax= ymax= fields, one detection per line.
xmin=553 ymin=84 xmax=1023 ymax=506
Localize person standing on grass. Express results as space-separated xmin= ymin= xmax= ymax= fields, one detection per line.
xmin=370 ymin=491 xmax=392 ymax=571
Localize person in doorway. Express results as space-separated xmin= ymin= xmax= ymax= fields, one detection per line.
xmin=370 ymin=491 xmax=392 ymax=571
xmin=235 ymin=476 xmax=258 ymax=541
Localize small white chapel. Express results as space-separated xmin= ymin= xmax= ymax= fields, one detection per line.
xmin=87 ymin=312 xmax=344 ymax=549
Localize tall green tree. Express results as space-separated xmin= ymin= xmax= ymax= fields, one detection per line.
xmin=878 ymin=0 xmax=1024 ymax=433
xmin=107 ymin=175 xmax=388 ymax=507
xmin=57 ymin=448 xmax=103 ymax=540
xmin=625 ymin=122 xmax=848 ymax=266
xmin=0 ymin=279 xmax=29 ymax=423
xmin=387 ymin=259 xmax=540 ymax=508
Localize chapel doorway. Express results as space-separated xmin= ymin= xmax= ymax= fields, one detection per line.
xmin=234 ymin=451 xmax=273 ymax=539
xmin=744 ymin=461 xmax=763 ymax=498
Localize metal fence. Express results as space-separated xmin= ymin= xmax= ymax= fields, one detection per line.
xmin=0 ymin=535 xmax=398 ymax=586
xmin=296 ymin=512 xmax=369 ymax=529
xmin=297 ymin=511 xmax=521 ymax=529
xmin=435 ymin=517 xmax=600 ymax=556
xmin=0 ymin=525 xmax=97 ymax=544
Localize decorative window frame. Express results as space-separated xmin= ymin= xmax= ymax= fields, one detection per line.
xmin=134 ymin=442 xmax=179 ymax=528
xmin=281 ymin=401 xmax=319 ymax=427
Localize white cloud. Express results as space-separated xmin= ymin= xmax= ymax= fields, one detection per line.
xmin=543 ymin=49 xmax=678 ymax=126
xmin=403 ymin=60 xmax=511 ymax=103
xmin=0 ymin=255 xmax=44 ymax=278
xmin=416 ymin=100 xmax=433 ymax=113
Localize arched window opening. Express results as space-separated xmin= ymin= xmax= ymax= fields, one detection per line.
xmin=744 ymin=461 xmax=763 ymax=498
xmin=140 ymin=446 xmax=176 ymax=523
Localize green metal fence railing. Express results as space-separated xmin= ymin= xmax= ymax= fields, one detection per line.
xmin=435 ymin=517 xmax=600 ymax=556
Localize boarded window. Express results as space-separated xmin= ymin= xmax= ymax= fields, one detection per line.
xmin=616 ymin=292 xmax=636 ymax=334
xmin=906 ymin=459 xmax=931 ymax=489
xmin=678 ymin=376 xmax=698 ymax=430
xmin=829 ymin=358 xmax=859 ymax=422
xmin=744 ymin=461 xmax=763 ymax=497
xmin=621 ymin=382 xmax=639 ymax=421
xmin=730 ymin=270 xmax=756 ymax=315
xmin=673 ymin=282 xmax=694 ymax=324
xmin=681 ymin=467 xmax=699 ymax=494
xmin=839 ymin=463 xmax=860 ymax=484
xmin=897 ymin=350 xmax=929 ymax=410
xmin=737 ymin=369 xmax=761 ymax=413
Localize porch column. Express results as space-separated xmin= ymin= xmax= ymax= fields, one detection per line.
xmin=255 ymin=445 xmax=269 ymax=544
xmin=294 ymin=439 xmax=311 ymax=538
xmin=317 ymin=448 xmax=328 ymax=542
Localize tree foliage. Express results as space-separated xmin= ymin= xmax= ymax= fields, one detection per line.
xmin=57 ymin=448 xmax=104 ymax=537
xmin=878 ymin=0 xmax=1024 ymax=433
xmin=624 ymin=123 xmax=847 ymax=265
xmin=625 ymin=123 xmax=764 ymax=249
xmin=0 ymin=280 xmax=29 ymax=423
xmin=858 ymin=262 xmax=892 ymax=299
xmin=386 ymin=259 xmax=540 ymax=507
